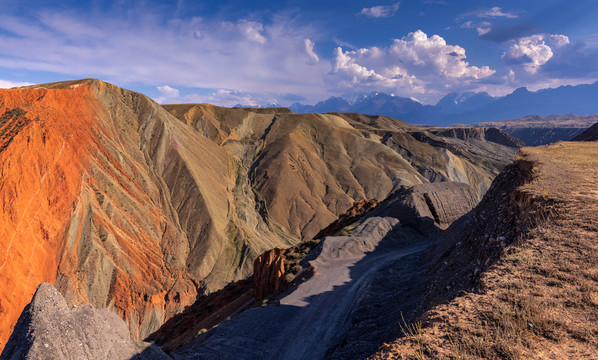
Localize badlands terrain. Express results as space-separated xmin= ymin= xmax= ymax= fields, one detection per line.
xmin=0 ymin=79 xmax=596 ymax=359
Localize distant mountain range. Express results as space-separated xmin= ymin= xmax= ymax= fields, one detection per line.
xmin=278 ymin=81 xmax=598 ymax=125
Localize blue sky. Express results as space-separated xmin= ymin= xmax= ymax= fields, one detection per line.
xmin=1 ymin=0 xmax=597 ymax=106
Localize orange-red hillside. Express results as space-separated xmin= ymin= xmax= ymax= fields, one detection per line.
xmin=0 ymin=84 xmax=98 ymax=346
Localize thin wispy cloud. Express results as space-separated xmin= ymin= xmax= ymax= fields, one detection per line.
xmin=360 ymin=3 xmax=400 ymax=18
xmin=304 ymin=38 xmax=320 ymax=64
xmin=0 ymin=79 xmax=33 ymax=88
xmin=472 ymin=6 xmax=518 ymax=19
xmin=0 ymin=12 xmax=331 ymax=103
xmin=458 ymin=6 xmax=520 ymax=41
xmin=460 ymin=21 xmax=492 ymax=36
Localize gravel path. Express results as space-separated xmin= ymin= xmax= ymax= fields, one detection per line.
xmin=174 ymin=216 xmax=429 ymax=360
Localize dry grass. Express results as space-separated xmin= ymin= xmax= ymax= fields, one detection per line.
xmin=369 ymin=142 xmax=598 ymax=360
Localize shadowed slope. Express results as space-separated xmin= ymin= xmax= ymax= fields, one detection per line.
xmin=573 ymin=121 xmax=598 ymax=141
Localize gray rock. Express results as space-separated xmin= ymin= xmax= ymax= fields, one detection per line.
xmin=0 ymin=283 xmax=171 ymax=360
xmin=370 ymin=182 xmax=479 ymax=236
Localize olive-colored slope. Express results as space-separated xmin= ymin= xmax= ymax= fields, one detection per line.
xmin=165 ymin=105 xmax=520 ymax=239
xmin=0 ymin=80 xmax=294 ymax=350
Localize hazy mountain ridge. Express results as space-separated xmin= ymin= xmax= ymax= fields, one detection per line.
xmin=284 ymin=81 xmax=598 ymax=125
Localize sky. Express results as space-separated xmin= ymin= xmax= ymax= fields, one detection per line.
xmin=1 ymin=0 xmax=598 ymax=106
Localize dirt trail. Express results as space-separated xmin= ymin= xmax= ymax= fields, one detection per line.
xmin=174 ymin=217 xmax=429 ymax=360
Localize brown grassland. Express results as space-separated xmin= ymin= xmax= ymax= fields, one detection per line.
xmin=370 ymin=142 xmax=598 ymax=359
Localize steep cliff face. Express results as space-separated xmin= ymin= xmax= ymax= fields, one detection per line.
xmin=468 ymin=114 xmax=598 ymax=146
xmin=0 ymin=84 xmax=105 ymax=348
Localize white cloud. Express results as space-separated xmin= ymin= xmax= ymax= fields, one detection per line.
xmin=548 ymin=34 xmax=570 ymax=48
xmin=304 ymin=38 xmax=319 ymax=64
xmin=155 ymin=85 xmax=180 ymax=103
xmin=331 ymin=30 xmax=495 ymax=101
xmin=476 ymin=27 xmax=491 ymax=36
xmin=474 ymin=7 xmax=518 ymax=19
xmin=332 ymin=47 xmax=389 ymax=85
xmin=0 ymin=79 xmax=33 ymax=88
xmin=153 ymin=85 xmax=278 ymax=107
xmin=237 ymin=20 xmax=267 ymax=44
xmin=0 ymin=12 xmax=330 ymax=104
xmin=461 ymin=20 xmax=492 ymax=37
xmin=502 ymin=34 xmax=569 ymax=74
xmin=360 ymin=3 xmax=400 ymax=18
xmin=157 ymin=85 xmax=180 ymax=98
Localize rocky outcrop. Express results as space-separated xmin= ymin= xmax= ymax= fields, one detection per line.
xmin=253 ymin=248 xmax=288 ymax=301
xmin=573 ymin=122 xmax=598 ymax=141
xmin=370 ymin=182 xmax=479 ymax=235
xmin=0 ymin=283 xmax=170 ymax=360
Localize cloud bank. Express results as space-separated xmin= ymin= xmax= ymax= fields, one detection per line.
xmin=0 ymin=11 xmax=330 ymax=103
xmin=331 ymin=30 xmax=495 ymax=101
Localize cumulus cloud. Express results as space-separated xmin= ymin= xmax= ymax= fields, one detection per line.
xmin=331 ymin=30 xmax=495 ymax=101
xmin=501 ymin=33 xmax=598 ymax=89
xmin=360 ymin=3 xmax=400 ymax=18
xmin=304 ymin=38 xmax=319 ymax=64
xmin=0 ymin=79 xmax=33 ymax=88
xmin=502 ymin=34 xmax=569 ymax=74
xmin=155 ymin=85 xmax=180 ymax=103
